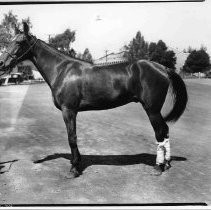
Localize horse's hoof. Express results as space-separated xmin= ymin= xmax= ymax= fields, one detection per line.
xmin=65 ymin=168 xmax=81 ymax=179
xmin=151 ymin=164 xmax=163 ymax=176
xmin=164 ymin=161 xmax=171 ymax=171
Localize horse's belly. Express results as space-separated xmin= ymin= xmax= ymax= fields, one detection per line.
xmin=78 ymin=94 xmax=135 ymax=111
xmin=78 ymin=70 xmax=137 ymax=111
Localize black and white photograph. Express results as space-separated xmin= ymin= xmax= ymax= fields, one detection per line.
xmin=0 ymin=0 xmax=210 ymax=207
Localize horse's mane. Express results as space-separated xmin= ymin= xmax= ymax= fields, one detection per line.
xmin=32 ymin=35 xmax=93 ymax=65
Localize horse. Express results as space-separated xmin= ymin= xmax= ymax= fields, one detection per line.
xmin=0 ymin=22 xmax=188 ymax=177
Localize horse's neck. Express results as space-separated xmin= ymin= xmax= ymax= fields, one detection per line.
xmin=30 ymin=40 xmax=65 ymax=88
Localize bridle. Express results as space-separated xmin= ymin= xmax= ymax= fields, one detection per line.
xmin=0 ymin=35 xmax=38 ymax=76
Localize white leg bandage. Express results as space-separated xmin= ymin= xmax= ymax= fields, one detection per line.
xmin=156 ymin=145 xmax=165 ymax=164
xmin=164 ymin=138 xmax=171 ymax=161
xmin=156 ymin=138 xmax=171 ymax=164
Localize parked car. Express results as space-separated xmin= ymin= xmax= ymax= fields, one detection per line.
xmin=0 ymin=73 xmax=24 ymax=86
xmin=205 ymin=71 xmax=211 ymax=78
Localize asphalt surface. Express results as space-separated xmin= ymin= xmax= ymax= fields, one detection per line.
xmin=0 ymin=79 xmax=210 ymax=205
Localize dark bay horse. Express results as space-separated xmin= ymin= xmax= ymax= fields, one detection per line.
xmin=0 ymin=22 xmax=188 ymax=177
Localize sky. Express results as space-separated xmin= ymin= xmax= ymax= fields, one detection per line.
xmin=0 ymin=1 xmax=211 ymax=59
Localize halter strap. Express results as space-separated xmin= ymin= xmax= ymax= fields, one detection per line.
xmin=0 ymin=37 xmax=38 ymax=77
xmin=6 ymin=37 xmax=38 ymax=61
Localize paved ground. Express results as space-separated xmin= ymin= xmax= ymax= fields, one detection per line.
xmin=0 ymin=79 xmax=210 ymax=205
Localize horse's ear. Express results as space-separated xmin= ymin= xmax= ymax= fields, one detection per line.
xmin=23 ymin=21 xmax=29 ymax=36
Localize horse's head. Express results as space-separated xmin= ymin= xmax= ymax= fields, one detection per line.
xmin=0 ymin=22 xmax=35 ymax=73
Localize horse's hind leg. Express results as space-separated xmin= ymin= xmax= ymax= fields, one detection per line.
xmin=145 ymin=110 xmax=171 ymax=175
xmin=62 ymin=107 xmax=81 ymax=178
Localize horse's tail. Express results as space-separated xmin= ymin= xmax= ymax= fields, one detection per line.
xmin=164 ymin=70 xmax=188 ymax=123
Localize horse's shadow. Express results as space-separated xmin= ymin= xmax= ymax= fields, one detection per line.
xmin=0 ymin=160 xmax=18 ymax=174
xmin=0 ymin=165 xmax=5 ymax=172
xmin=34 ymin=153 xmax=187 ymax=172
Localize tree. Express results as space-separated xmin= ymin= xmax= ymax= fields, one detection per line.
xmin=76 ymin=52 xmax=83 ymax=59
xmin=200 ymin=44 xmax=207 ymax=52
xmin=0 ymin=11 xmax=32 ymax=51
xmin=149 ymin=40 xmax=176 ymax=70
xmin=183 ymin=49 xmax=187 ymax=53
xmin=124 ymin=31 xmax=149 ymax=62
xmin=149 ymin=40 xmax=167 ymax=62
xmin=1 ymin=11 xmax=18 ymax=34
xmin=187 ymin=46 xmax=194 ymax=53
xmin=183 ymin=49 xmax=210 ymax=73
xmin=148 ymin=42 xmax=157 ymax=56
xmin=161 ymin=50 xmax=177 ymax=69
xmin=0 ymin=11 xmax=18 ymax=51
xmin=81 ymin=48 xmax=93 ymax=63
xmin=0 ymin=26 xmax=10 ymax=51
xmin=49 ymin=29 xmax=75 ymax=53
xmin=124 ymin=32 xmax=176 ymax=69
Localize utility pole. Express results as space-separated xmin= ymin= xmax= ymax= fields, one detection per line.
xmin=105 ymin=50 xmax=109 ymax=63
xmin=48 ymin=34 xmax=51 ymax=43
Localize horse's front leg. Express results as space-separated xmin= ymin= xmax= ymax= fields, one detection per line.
xmin=62 ymin=107 xmax=81 ymax=178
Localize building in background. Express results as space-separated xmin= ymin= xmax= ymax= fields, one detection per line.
xmin=94 ymin=51 xmax=128 ymax=66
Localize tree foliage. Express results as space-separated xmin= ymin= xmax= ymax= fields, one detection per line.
xmin=0 ymin=11 xmax=32 ymax=51
xmin=76 ymin=48 xmax=93 ymax=63
xmin=82 ymin=48 xmax=93 ymax=63
xmin=48 ymin=28 xmax=93 ymax=62
xmin=124 ymin=31 xmax=148 ymax=62
xmin=149 ymin=40 xmax=176 ymax=69
xmin=49 ymin=29 xmax=75 ymax=53
xmin=124 ymin=31 xmax=176 ymax=69
xmin=183 ymin=49 xmax=210 ymax=73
